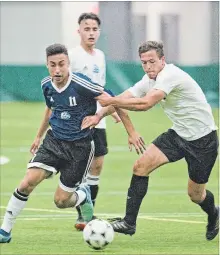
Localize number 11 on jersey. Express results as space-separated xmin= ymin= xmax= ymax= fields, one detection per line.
xmin=69 ymin=96 xmax=77 ymax=106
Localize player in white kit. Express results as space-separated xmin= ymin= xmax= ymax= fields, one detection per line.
xmin=93 ymin=41 xmax=219 ymax=240
xmin=68 ymin=12 xmax=120 ymax=230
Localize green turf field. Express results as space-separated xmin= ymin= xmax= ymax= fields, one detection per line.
xmin=0 ymin=102 xmax=219 ymax=255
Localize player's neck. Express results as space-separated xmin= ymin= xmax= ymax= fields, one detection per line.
xmin=80 ymin=42 xmax=95 ymax=55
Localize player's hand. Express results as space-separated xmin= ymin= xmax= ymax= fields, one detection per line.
xmin=128 ymin=132 xmax=146 ymax=155
xmin=111 ymin=112 xmax=121 ymax=123
xmin=81 ymin=115 xmax=100 ymax=130
xmin=30 ymin=137 xmax=41 ymax=155
xmin=96 ymin=92 xmax=113 ymax=107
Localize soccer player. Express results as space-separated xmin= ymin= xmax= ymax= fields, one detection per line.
xmin=86 ymin=41 xmax=219 ymax=240
xmin=68 ymin=12 xmax=120 ymax=230
xmin=0 ymin=43 xmax=144 ymax=243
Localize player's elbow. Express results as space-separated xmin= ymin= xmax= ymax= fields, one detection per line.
xmin=137 ymin=101 xmax=152 ymax=111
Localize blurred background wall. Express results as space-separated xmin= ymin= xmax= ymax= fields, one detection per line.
xmin=0 ymin=1 xmax=219 ymax=106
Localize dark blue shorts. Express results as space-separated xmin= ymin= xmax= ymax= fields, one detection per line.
xmin=28 ymin=130 xmax=94 ymax=189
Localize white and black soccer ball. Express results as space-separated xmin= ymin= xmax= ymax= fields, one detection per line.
xmin=83 ymin=219 xmax=114 ymax=250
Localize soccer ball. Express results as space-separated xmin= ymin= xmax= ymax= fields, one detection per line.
xmin=83 ymin=219 xmax=114 ymax=250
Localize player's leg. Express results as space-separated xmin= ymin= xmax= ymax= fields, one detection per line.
xmin=75 ymin=129 xmax=107 ymax=230
xmin=87 ymin=128 xmax=108 ymax=207
xmin=110 ymin=144 xmax=169 ymax=235
xmin=110 ymin=129 xmax=184 ymax=235
xmin=0 ymin=167 xmax=49 ymax=243
xmin=185 ymin=131 xmax=219 ymax=241
xmin=187 ymin=180 xmax=219 ymax=240
xmin=55 ymin=138 xmax=95 ymax=229
xmin=0 ymin=130 xmax=59 ymax=243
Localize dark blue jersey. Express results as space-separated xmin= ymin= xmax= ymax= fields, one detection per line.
xmin=41 ymin=72 xmax=103 ymax=141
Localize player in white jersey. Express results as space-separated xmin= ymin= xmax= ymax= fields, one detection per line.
xmin=68 ymin=13 xmax=121 ymax=231
xmin=85 ymin=41 xmax=219 ymax=240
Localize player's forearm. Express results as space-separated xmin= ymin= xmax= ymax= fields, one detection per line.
xmin=36 ymin=107 xmax=51 ymax=138
xmin=114 ymin=107 xmax=136 ymax=136
xmin=112 ymin=97 xmax=152 ymax=111
xmin=96 ymin=105 xmax=115 ymax=120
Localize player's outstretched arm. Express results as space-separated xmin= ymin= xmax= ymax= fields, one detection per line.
xmin=98 ymin=89 xmax=166 ymax=111
xmin=81 ymin=90 xmax=132 ymax=129
xmin=114 ymin=107 xmax=146 ymax=154
xmin=30 ymin=106 xmax=51 ymax=155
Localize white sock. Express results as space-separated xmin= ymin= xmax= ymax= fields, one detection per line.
xmin=1 ymin=189 xmax=29 ymax=233
xmin=75 ymin=190 xmax=86 ymax=207
xmin=86 ymin=173 xmax=100 ymax=185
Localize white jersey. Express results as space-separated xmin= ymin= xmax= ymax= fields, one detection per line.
xmin=128 ymin=64 xmax=217 ymax=141
xmin=69 ymin=45 xmax=106 ymax=129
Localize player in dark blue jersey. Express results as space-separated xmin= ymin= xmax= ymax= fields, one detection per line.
xmin=0 ymin=43 xmax=145 ymax=243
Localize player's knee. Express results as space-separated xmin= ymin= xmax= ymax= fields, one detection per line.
xmin=18 ymin=179 xmax=38 ymax=195
xmin=90 ymin=157 xmax=104 ymax=176
xmin=90 ymin=163 xmax=103 ymax=175
xmin=188 ymin=190 xmax=204 ymax=203
xmin=133 ymin=159 xmax=150 ymax=176
xmin=54 ymin=197 xmax=68 ymax=209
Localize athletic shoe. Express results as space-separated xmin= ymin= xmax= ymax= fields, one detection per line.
xmin=0 ymin=229 xmax=11 ymax=243
xmin=74 ymin=215 xmax=97 ymax=231
xmin=74 ymin=215 xmax=86 ymax=231
xmin=110 ymin=218 xmax=136 ymax=236
xmin=206 ymin=206 xmax=219 ymax=241
xmin=78 ymin=184 xmax=94 ymax=223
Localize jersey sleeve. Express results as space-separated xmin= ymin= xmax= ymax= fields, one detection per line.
xmin=72 ymin=72 xmax=104 ymax=98
xmin=128 ymin=75 xmax=150 ymax=97
xmin=153 ymin=67 xmax=179 ymax=95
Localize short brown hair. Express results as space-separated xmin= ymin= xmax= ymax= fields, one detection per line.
xmin=46 ymin=43 xmax=68 ymax=58
xmin=78 ymin=12 xmax=101 ymax=26
xmin=138 ymin=41 xmax=164 ymax=58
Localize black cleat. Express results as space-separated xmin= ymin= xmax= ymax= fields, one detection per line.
xmin=206 ymin=207 xmax=219 ymax=241
xmin=110 ymin=218 xmax=136 ymax=236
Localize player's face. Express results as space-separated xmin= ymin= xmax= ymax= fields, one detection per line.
xmin=47 ymin=54 xmax=70 ymax=85
xmin=78 ymin=19 xmax=100 ymax=47
xmin=140 ymin=50 xmax=165 ymax=80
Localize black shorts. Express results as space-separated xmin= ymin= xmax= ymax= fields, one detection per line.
xmin=152 ymin=129 xmax=218 ymax=184
xmin=93 ymin=128 xmax=108 ymax=157
xmin=28 ymin=130 xmax=95 ymax=191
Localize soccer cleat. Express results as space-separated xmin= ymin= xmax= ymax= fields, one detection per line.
xmin=78 ymin=184 xmax=94 ymax=223
xmin=110 ymin=218 xmax=136 ymax=236
xmin=206 ymin=206 xmax=219 ymax=241
xmin=75 ymin=215 xmax=87 ymax=231
xmin=0 ymin=229 xmax=12 ymax=243
xmin=74 ymin=215 xmax=98 ymax=231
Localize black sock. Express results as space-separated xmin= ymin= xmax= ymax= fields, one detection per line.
xmin=124 ymin=174 xmax=149 ymax=226
xmin=199 ymin=190 xmax=217 ymax=219
xmin=76 ymin=206 xmax=82 ymax=217
xmin=89 ymin=185 xmax=99 ymax=207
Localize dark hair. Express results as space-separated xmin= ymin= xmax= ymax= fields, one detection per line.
xmin=46 ymin=43 xmax=68 ymax=58
xmin=78 ymin=12 xmax=101 ymax=26
xmin=138 ymin=41 xmax=164 ymax=58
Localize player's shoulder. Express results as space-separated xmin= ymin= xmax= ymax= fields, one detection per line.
xmin=71 ymin=72 xmax=103 ymax=88
xmin=41 ymin=76 xmax=51 ymax=88
xmin=71 ymin=72 xmax=94 ymax=83
xmin=94 ymin=48 xmax=105 ymax=58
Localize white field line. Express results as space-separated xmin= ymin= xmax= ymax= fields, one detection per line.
xmin=1 ymin=146 xmax=130 ymax=153
xmin=0 ymin=206 xmax=206 ymax=224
